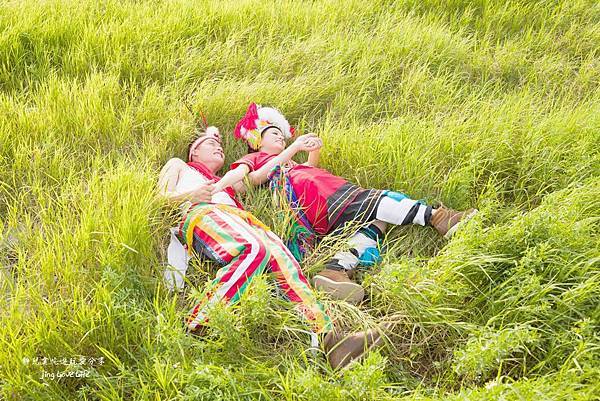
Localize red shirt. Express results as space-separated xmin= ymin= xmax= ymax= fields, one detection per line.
xmin=231 ymin=152 xmax=349 ymax=234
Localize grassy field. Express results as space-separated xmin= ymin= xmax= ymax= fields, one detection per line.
xmin=1 ymin=0 xmax=599 ymax=399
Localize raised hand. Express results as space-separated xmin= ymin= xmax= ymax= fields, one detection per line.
xmin=305 ymin=135 xmax=323 ymax=151
xmin=292 ymin=133 xmax=322 ymax=152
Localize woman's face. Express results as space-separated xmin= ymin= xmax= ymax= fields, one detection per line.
xmin=259 ymin=127 xmax=285 ymax=154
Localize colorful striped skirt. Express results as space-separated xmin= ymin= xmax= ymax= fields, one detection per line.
xmin=179 ymin=203 xmax=332 ymax=334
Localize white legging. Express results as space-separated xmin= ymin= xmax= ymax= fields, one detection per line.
xmin=375 ymin=194 xmax=430 ymax=226
xmin=329 ymin=193 xmax=433 ymax=271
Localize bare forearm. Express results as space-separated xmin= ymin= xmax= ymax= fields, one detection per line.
xmin=161 ymin=187 xmax=204 ymax=204
xmin=232 ymin=180 xmax=246 ymax=193
xmin=157 ymin=159 xmax=212 ymax=204
xmin=248 ymin=145 xmax=299 ymax=185
xmin=213 ymin=166 xmax=249 ymax=193
xmin=305 ymin=149 xmax=320 ymax=167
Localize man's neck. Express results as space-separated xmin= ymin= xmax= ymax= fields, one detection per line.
xmin=191 ymin=159 xmax=220 ymax=175
xmin=204 ymin=162 xmax=220 ymax=174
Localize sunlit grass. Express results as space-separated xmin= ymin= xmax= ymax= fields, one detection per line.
xmin=0 ymin=0 xmax=598 ymax=399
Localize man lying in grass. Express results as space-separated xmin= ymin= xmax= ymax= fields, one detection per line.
xmin=213 ymin=103 xmax=477 ymax=304
xmin=157 ymin=127 xmax=386 ymax=369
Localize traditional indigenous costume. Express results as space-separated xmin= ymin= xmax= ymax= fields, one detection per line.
xmin=164 ymin=130 xmax=332 ymax=334
xmin=231 ymin=103 xmax=436 ymax=270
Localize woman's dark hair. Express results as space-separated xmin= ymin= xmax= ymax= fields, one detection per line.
xmin=246 ymin=127 xmax=275 ymax=153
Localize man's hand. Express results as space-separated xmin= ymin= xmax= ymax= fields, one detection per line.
xmin=191 ymin=182 xmax=214 ymax=203
xmin=210 ymin=182 xmax=224 ymax=195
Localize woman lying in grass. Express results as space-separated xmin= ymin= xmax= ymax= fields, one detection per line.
xmin=157 ymin=127 xmax=386 ymax=369
xmin=213 ymin=103 xmax=478 ymax=304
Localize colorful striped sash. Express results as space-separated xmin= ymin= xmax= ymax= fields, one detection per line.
xmin=178 ymin=203 xmax=271 ymax=255
xmin=268 ymin=165 xmax=316 ymax=261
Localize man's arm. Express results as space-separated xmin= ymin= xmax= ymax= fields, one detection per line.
xmin=157 ymin=158 xmax=213 ymax=203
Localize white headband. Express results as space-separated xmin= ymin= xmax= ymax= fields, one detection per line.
xmin=188 ymin=126 xmax=221 ymax=161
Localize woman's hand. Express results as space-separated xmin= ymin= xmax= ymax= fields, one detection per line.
xmin=305 ymin=135 xmax=322 ymax=151
xmin=291 ymin=133 xmax=322 ymax=152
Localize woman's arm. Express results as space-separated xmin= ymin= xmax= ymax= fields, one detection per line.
xmin=157 ymin=158 xmax=213 ymax=203
xmin=305 ymin=149 xmax=320 ymax=167
xmin=211 ymin=164 xmax=250 ymax=194
xmin=247 ymin=133 xmax=321 ymax=185
xmin=304 ymin=137 xmax=323 ymax=166
xmin=232 ymin=180 xmax=246 ymax=194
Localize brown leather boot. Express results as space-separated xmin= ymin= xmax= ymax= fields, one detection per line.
xmin=323 ymin=327 xmax=386 ymax=370
xmin=430 ymin=206 xmax=478 ymax=239
xmin=312 ymin=268 xmax=364 ymax=304
xmin=186 ymin=322 xmax=208 ymax=337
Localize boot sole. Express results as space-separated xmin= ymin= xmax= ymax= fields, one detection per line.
xmin=329 ymin=325 xmax=389 ymax=370
xmin=444 ymin=209 xmax=478 ymax=239
xmin=352 ymin=323 xmax=391 ymax=362
xmin=313 ymin=275 xmax=364 ymax=304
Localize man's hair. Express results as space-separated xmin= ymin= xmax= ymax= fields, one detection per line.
xmin=188 ymin=128 xmax=224 ymax=161
xmin=187 ymin=130 xmax=208 ymax=162
xmin=187 ymin=140 xmax=197 ymax=162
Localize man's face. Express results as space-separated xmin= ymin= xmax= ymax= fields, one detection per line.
xmin=191 ymin=137 xmax=225 ymax=168
xmin=259 ymin=127 xmax=285 ymax=154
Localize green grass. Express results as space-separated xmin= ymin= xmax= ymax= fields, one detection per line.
xmin=1 ymin=0 xmax=599 ymax=399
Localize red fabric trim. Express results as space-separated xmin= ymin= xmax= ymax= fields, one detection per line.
xmin=187 ymin=161 xmax=244 ymax=210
